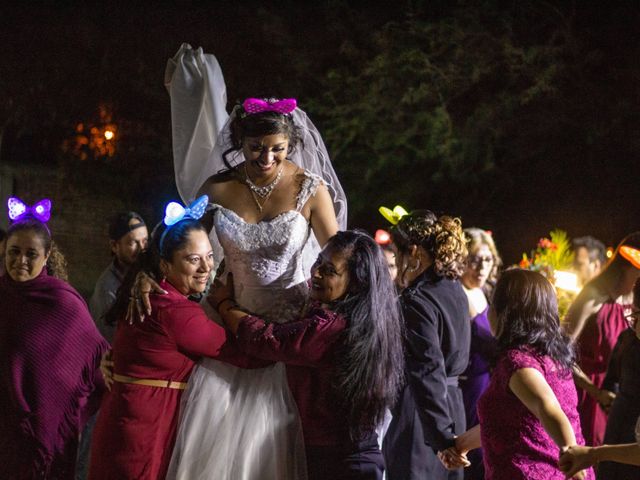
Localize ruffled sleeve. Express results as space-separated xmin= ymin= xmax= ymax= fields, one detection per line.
xmin=497 ymin=348 xmax=553 ymax=384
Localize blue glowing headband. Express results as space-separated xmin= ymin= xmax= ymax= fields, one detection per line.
xmin=158 ymin=195 xmax=208 ymax=252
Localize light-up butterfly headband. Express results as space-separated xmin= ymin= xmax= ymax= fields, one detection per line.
xmin=8 ymin=197 xmax=52 ymax=226
xmin=379 ymin=205 xmax=409 ymax=226
xmin=620 ymin=245 xmax=640 ymax=270
xmin=158 ymin=195 xmax=209 ymax=253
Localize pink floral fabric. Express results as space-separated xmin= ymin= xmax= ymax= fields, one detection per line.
xmin=478 ymin=348 xmax=594 ymax=480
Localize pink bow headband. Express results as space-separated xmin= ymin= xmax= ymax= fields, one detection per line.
xmin=242 ymin=98 xmax=297 ymax=116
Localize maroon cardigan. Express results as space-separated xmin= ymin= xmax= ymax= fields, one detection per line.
xmin=235 ymin=303 xmax=358 ymax=447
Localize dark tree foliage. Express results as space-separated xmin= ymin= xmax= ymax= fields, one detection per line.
xmin=0 ymin=1 xmax=638 ymax=262
xmin=310 ymin=1 xmax=640 ymax=260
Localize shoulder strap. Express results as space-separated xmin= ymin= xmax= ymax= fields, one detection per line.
xmin=295 ymin=171 xmax=323 ymax=212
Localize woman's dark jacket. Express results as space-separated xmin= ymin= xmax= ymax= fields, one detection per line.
xmin=383 ymin=267 xmax=471 ymax=480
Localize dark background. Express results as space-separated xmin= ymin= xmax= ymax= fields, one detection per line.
xmin=1 ymin=1 xmax=638 ymax=292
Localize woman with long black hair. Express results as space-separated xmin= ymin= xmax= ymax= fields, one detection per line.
xmin=211 ymin=230 xmax=405 ymax=480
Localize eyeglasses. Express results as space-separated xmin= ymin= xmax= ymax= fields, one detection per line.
xmin=468 ymin=255 xmax=494 ymax=268
xmin=312 ymin=258 xmax=346 ymax=278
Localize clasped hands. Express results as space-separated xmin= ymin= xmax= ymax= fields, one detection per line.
xmin=437 ymin=438 xmax=471 ymax=470
xmin=438 ymin=440 xmax=587 ymax=479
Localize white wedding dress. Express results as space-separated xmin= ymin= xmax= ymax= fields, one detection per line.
xmin=164 ymin=44 xmax=346 ymax=480
xmin=167 ymin=175 xmax=321 ymax=480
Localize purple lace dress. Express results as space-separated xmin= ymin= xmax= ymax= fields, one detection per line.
xmin=460 ymin=306 xmax=496 ymax=479
xmin=477 ymin=348 xmax=594 ymax=480
xmin=461 ymin=307 xmax=495 ymax=427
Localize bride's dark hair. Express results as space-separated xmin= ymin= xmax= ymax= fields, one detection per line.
xmin=329 ymin=230 xmax=405 ymax=439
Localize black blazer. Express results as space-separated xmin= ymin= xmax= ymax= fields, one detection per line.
xmin=383 ymin=267 xmax=471 ymax=480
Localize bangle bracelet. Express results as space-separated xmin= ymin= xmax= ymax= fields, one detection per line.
xmin=220 ymin=300 xmax=239 ymax=314
xmin=215 ymin=297 xmax=235 ymax=313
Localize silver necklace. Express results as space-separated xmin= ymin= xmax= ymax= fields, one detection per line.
xmin=244 ymin=164 xmax=284 ymax=198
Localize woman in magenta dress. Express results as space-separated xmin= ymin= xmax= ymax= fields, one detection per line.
xmin=459 ymin=228 xmax=501 ymax=480
xmin=440 ymin=269 xmax=593 ymax=480
xmin=89 ymin=205 xmax=234 ymax=480
xmin=565 ymin=232 xmax=640 ymax=446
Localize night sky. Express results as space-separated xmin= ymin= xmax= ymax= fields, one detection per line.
xmin=1 ymin=1 xmax=639 ymax=265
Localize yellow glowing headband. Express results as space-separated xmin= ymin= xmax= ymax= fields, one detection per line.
xmin=379 ymin=205 xmax=408 ymax=226
xmin=620 ymin=245 xmax=640 ymax=269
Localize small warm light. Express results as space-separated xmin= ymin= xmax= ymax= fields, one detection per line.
xmin=606 ymin=247 xmax=614 ymax=259
xmin=375 ymin=229 xmax=392 ymax=245
xmin=104 ymin=130 xmax=114 ymax=140
xmin=554 ymin=270 xmax=580 ymax=293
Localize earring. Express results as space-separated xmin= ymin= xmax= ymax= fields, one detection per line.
xmin=408 ymin=259 xmax=421 ymax=272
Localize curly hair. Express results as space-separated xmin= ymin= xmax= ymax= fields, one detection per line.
xmin=392 ymin=210 xmax=467 ymax=279
xmin=47 ymin=241 xmax=68 ymax=281
xmin=221 ymin=101 xmax=303 ymax=171
xmin=7 ymin=219 xmax=68 ymax=281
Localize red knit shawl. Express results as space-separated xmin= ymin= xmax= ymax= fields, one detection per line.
xmin=0 ymin=269 xmax=109 ymax=477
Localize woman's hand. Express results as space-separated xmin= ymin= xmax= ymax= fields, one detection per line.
xmin=437 ymin=446 xmax=470 ymax=470
xmin=596 ymin=388 xmax=616 ymax=412
xmin=100 ymin=350 xmax=114 ymax=391
xmin=558 ymin=445 xmax=593 ymax=479
xmin=208 ymin=273 xmax=235 ymax=313
xmin=126 ymin=271 xmax=167 ymax=323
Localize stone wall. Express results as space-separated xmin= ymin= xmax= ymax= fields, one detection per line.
xmin=1 ymin=162 xmax=135 ymax=299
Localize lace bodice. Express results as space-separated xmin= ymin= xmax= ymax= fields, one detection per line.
xmin=211 ymin=172 xmax=322 ymax=323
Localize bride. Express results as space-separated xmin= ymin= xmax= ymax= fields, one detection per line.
xmin=164 ymin=44 xmax=348 ymax=479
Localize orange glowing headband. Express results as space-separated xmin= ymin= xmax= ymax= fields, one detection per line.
xmin=620 ymin=245 xmax=640 ymax=269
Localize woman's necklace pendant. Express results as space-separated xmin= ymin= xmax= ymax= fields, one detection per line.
xmin=244 ymin=164 xmax=284 ymax=198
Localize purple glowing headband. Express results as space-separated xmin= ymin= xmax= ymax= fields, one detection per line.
xmin=242 ymin=98 xmax=297 ymax=115
xmin=8 ymin=197 xmax=52 ymax=223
